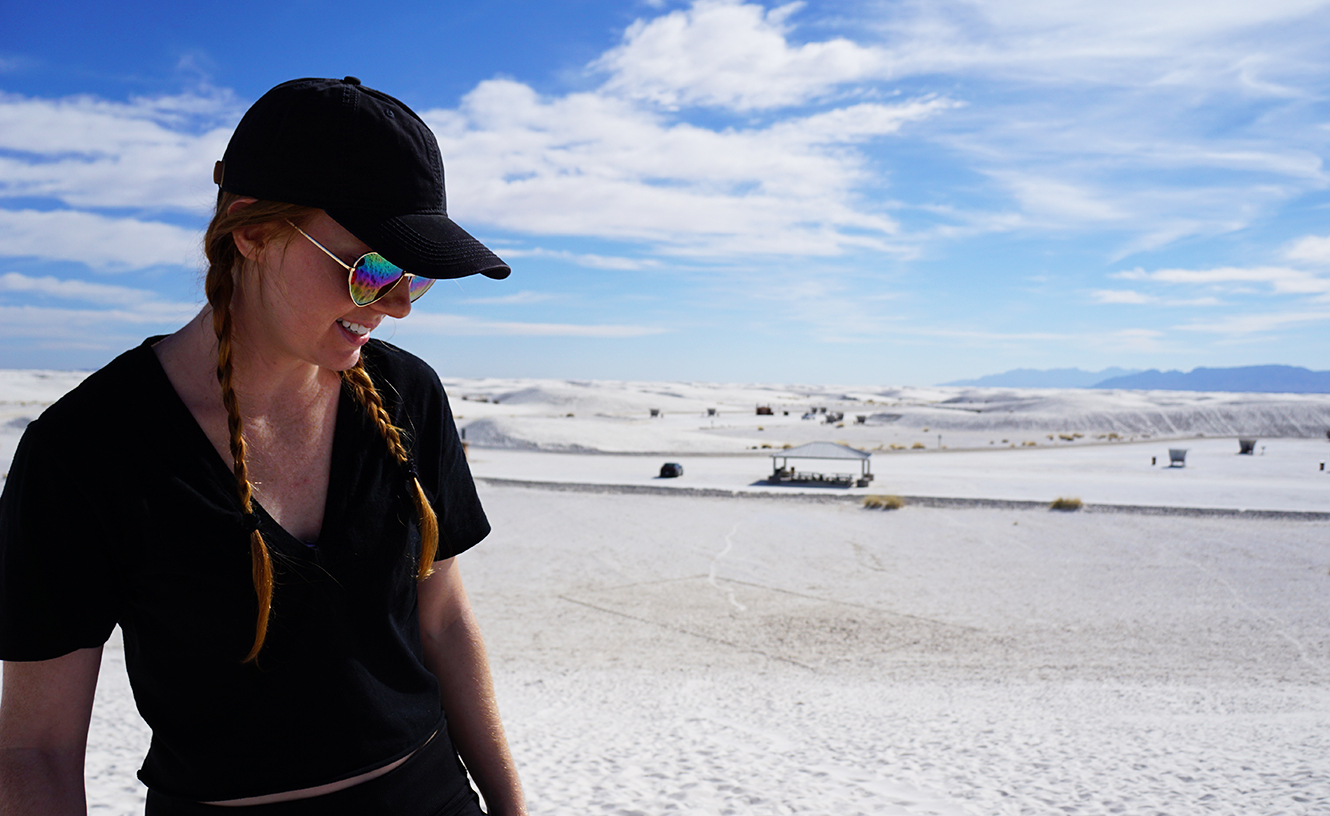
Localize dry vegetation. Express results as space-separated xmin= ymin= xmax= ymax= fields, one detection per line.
xmin=1050 ymin=496 xmax=1084 ymax=511
xmin=862 ymin=494 xmax=906 ymax=510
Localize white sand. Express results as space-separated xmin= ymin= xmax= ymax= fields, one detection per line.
xmin=445 ymin=377 xmax=1330 ymax=454
xmin=2 ymin=372 xmax=1328 ymax=814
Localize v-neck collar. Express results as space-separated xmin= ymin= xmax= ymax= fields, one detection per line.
xmin=138 ymin=337 xmax=354 ymax=551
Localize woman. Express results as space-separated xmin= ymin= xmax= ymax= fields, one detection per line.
xmin=0 ymin=77 xmax=525 ymax=815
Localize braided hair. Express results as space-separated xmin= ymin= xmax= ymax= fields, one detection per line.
xmin=203 ymin=193 xmax=440 ymax=663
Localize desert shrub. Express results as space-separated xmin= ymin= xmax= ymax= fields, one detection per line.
xmin=1050 ymin=497 xmax=1083 ymax=511
xmin=911 ymin=442 xmax=925 ymax=449
xmin=1058 ymin=433 xmax=1075 ymax=441
xmin=863 ymin=495 xmax=905 ymax=510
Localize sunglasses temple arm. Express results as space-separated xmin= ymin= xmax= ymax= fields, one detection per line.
xmin=287 ymin=222 xmax=354 ymax=272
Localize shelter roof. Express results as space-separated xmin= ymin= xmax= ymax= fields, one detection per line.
xmin=772 ymin=442 xmax=870 ymax=460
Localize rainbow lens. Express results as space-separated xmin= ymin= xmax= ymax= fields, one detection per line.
xmin=348 ymin=254 xmax=433 ymax=306
xmin=404 ymin=275 xmax=434 ymax=302
xmin=348 ymin=254 xmax=403 ymax=306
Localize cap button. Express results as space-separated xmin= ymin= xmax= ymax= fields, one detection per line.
xmin=343 ymin=76 xmax=361 ymax=85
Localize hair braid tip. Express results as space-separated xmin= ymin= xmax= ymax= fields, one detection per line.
xmin=241 ymin=529 xmax=274 ymax=664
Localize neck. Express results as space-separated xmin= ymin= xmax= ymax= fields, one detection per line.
xmin=166 ymin=309 xmax=341 ymax=420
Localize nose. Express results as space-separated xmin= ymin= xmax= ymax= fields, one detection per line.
xmin=369 ymin=276 xmax=413 ymax=319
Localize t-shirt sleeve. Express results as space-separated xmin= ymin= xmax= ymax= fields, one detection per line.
xmin=0 ymin=417 xmax=119 ymax=660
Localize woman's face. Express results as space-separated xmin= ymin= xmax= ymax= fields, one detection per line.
xmin=232 ymin=211 xmax=414 ymax=373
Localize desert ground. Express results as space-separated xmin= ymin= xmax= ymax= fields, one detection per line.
xmin=1 ymin=371 xmax=1327 ymax=815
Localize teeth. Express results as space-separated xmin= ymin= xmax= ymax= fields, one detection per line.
xmin=338 ymin=319 xmax=370 ymax=336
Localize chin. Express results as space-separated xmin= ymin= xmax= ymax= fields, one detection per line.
xmin=334 ymin=349 xmax=363 ymax=371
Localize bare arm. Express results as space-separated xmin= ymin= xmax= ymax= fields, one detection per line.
xmin=418 ymin=558 xmax=526 ymax=816
xmin=0 ymin=647 xmax=102 ymax=816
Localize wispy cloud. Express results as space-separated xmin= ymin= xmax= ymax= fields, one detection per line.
xmin=400 ymin=313 xmax=668 ymax=337
xmin=1175 ymin=309 xmax=1330 ymax=333
xmin=0 ymin=271 xmax=198 ymax=308
xmin=460 ymin=290 xmax=559 ymax=306
xmin=0 ymin=209 xmax=201 ymax=270
xmin=496 ymin=247 xmax=660 ymax=271
xmin=1091 ymin=289 xmax=1223 ymax=306
xmin=0 ymin=89 xmax=237 ymax=210
xmin=1093 ymin=289 xmax=1154 ymax=305
xmin=1114 ymin=265 xmax=1330 ymax=296
xmin=426 ymin=81 xmax=949 ymax=256
xmin=0 ymin=302 xmax=201 ymax=335
xmin=1285 ymin=234 xmax=1330 ymax=265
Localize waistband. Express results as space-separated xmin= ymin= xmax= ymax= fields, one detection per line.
xmin=144 ymin=726 xmax=479 ymax=816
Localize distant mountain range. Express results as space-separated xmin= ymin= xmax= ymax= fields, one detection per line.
xmin=942 ymin=367 xmax=1143 ymax=388
xmin=944 ymin=365 xmax=1330 ymax=393
xmin=1093 ymin=365 xmax=1330 ymax=393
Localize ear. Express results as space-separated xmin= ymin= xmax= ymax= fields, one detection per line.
xmin=226 ymin=198 xmax=266 ymax=261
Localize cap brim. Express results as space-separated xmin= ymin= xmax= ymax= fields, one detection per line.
xmin=325 ymin=209 xmax=510 ymax=280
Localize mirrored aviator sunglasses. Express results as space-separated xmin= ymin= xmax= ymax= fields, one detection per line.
xmin=286 ymin=221 xmax=434 ymax=307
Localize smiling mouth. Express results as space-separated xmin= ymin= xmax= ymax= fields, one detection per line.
xmin=338 ymin=319 xmax=371 ymax=336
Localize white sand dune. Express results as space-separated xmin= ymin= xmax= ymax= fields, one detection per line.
xmin=2 ymin=371 xmax=1328 ymax=814
xmin=445 ymin=378 xmax=1330 ymax=454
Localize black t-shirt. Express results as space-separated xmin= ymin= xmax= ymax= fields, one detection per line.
xmin=0 ymin=338 xmax=489 ymax=800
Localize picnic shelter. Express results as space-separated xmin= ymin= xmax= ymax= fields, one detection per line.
xmin=769 ymin=442 xmax=874 ymax=487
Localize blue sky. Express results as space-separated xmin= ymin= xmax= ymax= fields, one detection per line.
xmin=3 ymin=0 xmax=1329 ymax=384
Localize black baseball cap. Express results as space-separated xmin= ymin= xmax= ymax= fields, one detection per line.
xmin=216 ymin=76 xmax=509 ymax=281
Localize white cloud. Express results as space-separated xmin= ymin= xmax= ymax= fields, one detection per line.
xmin=1285 ymin=234 xmax=1330 ymax=265
xmin=460 ymin=290 xmax=559 ymax=306
xmin=994 ymin=174 xmax=1127 ymax=224
xmin=0 ymin=272 xmax=198 ymax=309
xmin=1091 ymin=289 xmax=1224 ymax=307
xmin=1093 ymin=289 xmax=1154 ymax=304
xmin=1175 ymin=309 xmax=1330 ymax=333
xmin=0 ymin=90 xmax=235 ymax=211
xmin=1114 ymin=265 xmax=1330 ymax=296
xmin=0 ymin=302 xmax=200 ymax=336
xmin=426 ymin=79 xmax=947 ymax=256
xmin=873 ymin=0 xmax=1330 ymax=88
xmin=496 ymin=247 xmax=660 ymax=271
xmin=401 ymin=313 xmax=668 ymax=337
xmin=0 ymin=209 xmax=202 ymax=270
xmin=595 ymin=0 xmax=890 ymax=110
